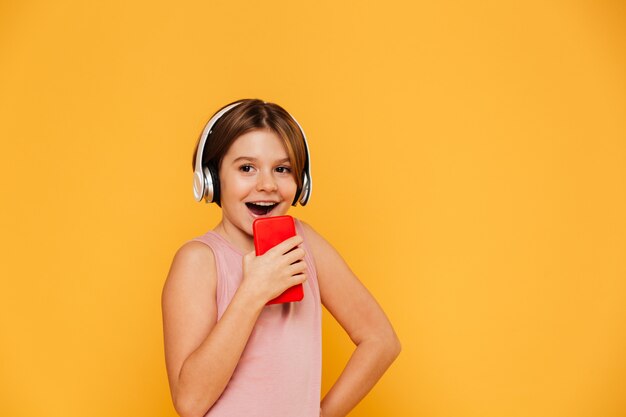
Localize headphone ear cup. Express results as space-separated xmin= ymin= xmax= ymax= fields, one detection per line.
xmin=292 ymin=171 xmax=310 ymax=206
xmin=299 ymin=172 xmax=311 ymax=205
xmin=204 ymin=164 xmax=221 ymax=206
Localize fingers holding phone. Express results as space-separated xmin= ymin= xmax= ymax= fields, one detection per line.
xmin=242 ymin=237 xmax=306 ymax=302
xmin=242 ymin=216 xmax=307 ymax=305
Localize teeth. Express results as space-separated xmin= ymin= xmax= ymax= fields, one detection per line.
xmin=250 ymin=202 xmax=277 ymax=206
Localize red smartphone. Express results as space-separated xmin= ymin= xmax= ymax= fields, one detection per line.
xmin=252 ymin=215 xmax=304 ymax=305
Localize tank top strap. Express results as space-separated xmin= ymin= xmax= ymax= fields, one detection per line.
xmin=294 ymin=218 xmax=320 ymax=298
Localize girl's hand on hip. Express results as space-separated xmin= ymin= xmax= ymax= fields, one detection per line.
xmin=241 ymin=234 xmax=307 ymax=303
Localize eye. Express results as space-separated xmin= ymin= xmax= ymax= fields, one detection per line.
xmin=275 ymin=166 xmax=292 ymax=174
xmin=239 ymin=164 xmax=254 ymax=173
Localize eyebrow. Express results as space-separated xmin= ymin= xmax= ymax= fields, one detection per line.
xmin=232 ymin=156 xmax=291 ymax=164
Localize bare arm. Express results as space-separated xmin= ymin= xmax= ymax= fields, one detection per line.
xmin=161 ymin=236 xmax=307 ymax=417
xmin=300 ymin=222 xmax=401 ymax=417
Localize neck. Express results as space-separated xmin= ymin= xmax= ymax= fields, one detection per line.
xmin=213 ymin=220 xmax=255 ymax=254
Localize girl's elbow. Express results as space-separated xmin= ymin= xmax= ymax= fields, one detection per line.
xmin=174 ymin=391 xmax=212 ymax=417
xmin=379 ymin=329 xmax=401 ymax=362
xmin=173 ymin=397 xmax=198 ymax=417
xmin=389 ymin=332 xmax=401 ymax=359
xmin=367 ymin=328 xmax=401 ymax=362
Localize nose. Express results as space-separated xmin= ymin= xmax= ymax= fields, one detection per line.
xmin=256 ymin=169 xmax=278 ymax=192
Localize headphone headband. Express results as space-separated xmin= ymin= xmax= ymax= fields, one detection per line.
xmin=192 ymin=101 xmax=312 ymax=206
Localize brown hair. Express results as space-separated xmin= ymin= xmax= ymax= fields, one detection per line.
xmin=192 ymin=99 xmax=307 ymax=202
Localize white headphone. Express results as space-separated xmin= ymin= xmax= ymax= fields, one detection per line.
xmin=193 ymin=101 xmax=312 ymax=206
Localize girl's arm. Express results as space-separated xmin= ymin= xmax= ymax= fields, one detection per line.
xmin=300 ymin=221 xmax=401 ymax=417
xmin=161 ymin=236 xmax=307 ymax=417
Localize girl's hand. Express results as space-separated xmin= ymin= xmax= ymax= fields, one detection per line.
xmin=240 ymin=234 xmax=307 ymax=303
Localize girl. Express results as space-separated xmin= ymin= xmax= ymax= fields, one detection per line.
xmin=162 ymin=99 xmax=400 ymax=417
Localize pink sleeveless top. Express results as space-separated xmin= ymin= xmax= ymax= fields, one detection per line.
xmin=189 ymin=218 xmax=322 ymax=417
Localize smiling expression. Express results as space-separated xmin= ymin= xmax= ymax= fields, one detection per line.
xmin=216 ymin=128 xmax=298 ymax=251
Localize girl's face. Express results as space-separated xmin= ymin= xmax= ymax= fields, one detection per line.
xmin=218 ymin=128 xmax=298 ymax=240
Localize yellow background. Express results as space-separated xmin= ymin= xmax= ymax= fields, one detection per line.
xmin=1 ymin=1 xmax=625 ymax=416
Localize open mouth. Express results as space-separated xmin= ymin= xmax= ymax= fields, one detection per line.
xmin=246 ymin=202 xmax=279 ymax=216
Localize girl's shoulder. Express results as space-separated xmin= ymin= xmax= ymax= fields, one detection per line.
xmin=176 ymin=239 xmax=216 ymax=261
xmin=167 ymin=239 xmax=217 ymax=283
xmin=294 ymin=218 xmax=336 ymax=259
xmin=162 ymin=239 xmax=218 ymax=316
xmin=294 ymin=218 xmax=321 ymax=244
